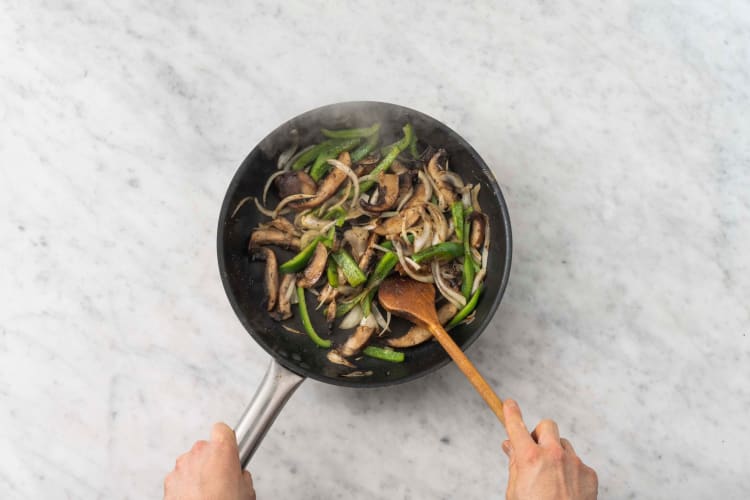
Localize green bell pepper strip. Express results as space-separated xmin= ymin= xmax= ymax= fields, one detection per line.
xmin=446 ymin=285 xmax=484 ymax=330
xmin=323 ymin=205 xmax=345 ymax=221
xmin=291 ymin=141 xmax=332 ymax=171
xmin=461 ymin=212 xmax=475 ymax=298
xmin=335 ymin=299 xmax=359 ymax=318
xmin=360 ymin=124 xmax=414 ymax=193
xmin=411 ymin=242 xmax=464 ymax=264
xmin=335 ymin=251 xmax=398 ymax=318
xmin=408 ymin=129 xmax=419 ymax=158
xmin=322 ymin=123 xmax=380 ymax=139
xmin=279 ymin=238 xmax=322 ymax=273
xmin=296 ymin=286 xmax=332 ymax=348
xmin=350 ymin=131 xmax=380 ymax=163
xmin=363 ymin=346 xmax=404 ymax=363
xmin=326 ymin=258 xmax=338 ymax=287
xmin=309 ymin=137 xmax=361 ymax=182
xmin=331 ymin=249 xmax=367 ymax=287
xmin=451 ymin=201 xmax=464 ymax=241
xmin=279 ymin=230 xmax=334 ymax=274
xmin=461 ymin=254 xmax=475 ymax=299
xmin=361 ymin=290 xmax=372 ymax=317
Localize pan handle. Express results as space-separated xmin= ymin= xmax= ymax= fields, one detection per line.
xmin=235 ymin=358 xmax=305 ymax=468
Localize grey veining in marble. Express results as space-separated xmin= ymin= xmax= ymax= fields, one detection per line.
xmin=2 ymin=1 xmax=749 ymax=498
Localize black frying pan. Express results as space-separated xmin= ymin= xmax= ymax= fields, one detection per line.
xmin=217 ymin=101 xmax=512 ymax=467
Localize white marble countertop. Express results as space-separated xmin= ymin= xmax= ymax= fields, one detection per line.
xmin=2 ymin=1 xmax=749 ymax=498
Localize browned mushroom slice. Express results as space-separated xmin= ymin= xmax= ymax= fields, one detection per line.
xmin=374 ymin=207 xmax=421 ymax=236
xmin=404 ymin=180 xmax=430 ymax=210
xmin=327 ymin=349 xmax=355 ymax=368
xmin=427 ymin=149 xmax=457 ymax=205
xmin=290 ymin=166 xmax=349 ymax=210
xmin=386 ymin=303 xmax=458 ymax=348
xmin=390 ymin=160 xmax=408 ymax=175
xmin=325 ymin=300 xmax=337 ymax=325
xmin=274 ymin=171 xmax=317 ymax=199
xmin=343 ymin=227 xmax=370 ymax=262
xmin=339 ymin=325 xmax=376 ymax=357
xmin=249 ymin=229 xmax=301 ymax=251
xmin=265 ymin=216 xmax=299 ymax=236
xmin=397 ymin=171 xmax=415 ymax=199
xmin=357 ymin=231 xmax=380 ymax=275
xmin=469 ymin=212 xmax=487 ymax=249
xmin=360 ymin=173 xmax=399 ymax=213
xmin=256 ymin=247 xmax=279 ymax=312
xmin=271 ymin=273 xmax=295 ymax=321
xmin=297 ymin=242 xmax=328 ymax=288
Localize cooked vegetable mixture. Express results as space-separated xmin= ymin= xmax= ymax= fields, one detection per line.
xmin=246 ymin=123 xmax=490 ymax=372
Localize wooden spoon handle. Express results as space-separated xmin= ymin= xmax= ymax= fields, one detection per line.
xmin=428 ymin=321 xmax=506 ymax=427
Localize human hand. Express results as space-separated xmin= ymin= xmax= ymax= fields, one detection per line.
xmin=502 ymin=399 xmax=598 ymax=500
xmin=164 ymin=422 xmax=256 ymax=500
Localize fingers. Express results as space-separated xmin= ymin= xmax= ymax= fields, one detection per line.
xmin=560 ymin=437 xmax=576 ymax=455
xmin=501 ymin=440 xmax=513 ymax=457
xmin=211 ymin=422 xmax=237 ymax=447
xmin=502 ymin=399 xmax=535 ymax=453
xmin=531 ymin=419 xmax=561 ymax=448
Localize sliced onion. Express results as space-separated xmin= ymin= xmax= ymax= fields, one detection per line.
xmin=339 ymin=305 xmax=363 ymax=330
xmin=371 ymin=302 xmax=390 ymax=334
xmin=273 ymin=193 xmax=314 ymax=218
xmin=262 ymin=170 xmax=289 ymax=206
xmin=432 ymin=260 xmax=466 ymax=309
xmin=423 ymin=167 xmax=446 ymax=211
xmin=396 ymin=186 xmax=414 ymax=211
xmin=472 ymin=217 xmax=491 ymax=294
xmin=281 ymin=324 xmax=304 ymax=335
xmin=283 ymin=144 xmax=314 ymax=171
xmin=394 ymin=240 xmax=433 ymax=283
xmin=416 ymin=170 xmax=433 ymax=205
xmin=360 ymin=313 xmax=378 ymax=329
xmin=327 ymin=159 xmax=359 ymax=211
xmin=461 ymin=184 xmax=472 ymax=208
xmin=471 ymin=184 xmax=482 ymax=212
xmin=425 ymin=203 xmax=448 ymax=243
xmin=438 ymin=171 xmax=465 ymax=190
xmin=231 ymin=196 xmax=253 ymax=219
xmin=253 ymin=197 xmax=277 ymax=217
xmin=276 ymin=130 xmax=300 ymax=170
xmin=296 ymin=212 xmax=329 ymax=230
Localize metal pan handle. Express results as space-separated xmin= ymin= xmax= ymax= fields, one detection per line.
xmin=235 ymin=358 xmax=305 ymax=468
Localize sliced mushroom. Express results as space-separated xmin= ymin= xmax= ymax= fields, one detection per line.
xmin=327 ymin=349 xmax=355 ymax=368
xmin=390 ymin=160 xmax=408 ymax=175
xmin=290 ymin=152 xmax=351 ymax=210
xmin=262 ymin=216 xmax=299 ymax=236
xmin=343 ymin=227 xmax=370 ymax=262
xmin=427 ymin=149 xmax=457 ymax=205
xmin=397 ymin=171 xmax=415 ymax=199
xmin=255 ymin=247 xmax=279 ymax=312
xmin=325 ymin=299 xmax=337 ymax=325
xmin=387 ymin=303 xmax=458 ymax=348
xmin=297 ymin=242 xmax=328 ymax=288
xmin=339 ymin=325 xmax=376 ymax=357
xmin=274 ymin=171 xmax=317 ymax=199
xmin=404 ymin=180 xmax=430 ymax=210
xmin=249 ymin=229 xmax=301 ymax=251
xmin=374 ymin=207 xmax=421 ymax=236
xmin=469 ymin=212 xmax=487 ymax=249
xmin=271 ymin=273 xmax=295 ymax=321
xmin=360 ymin=173 xmax=399 ymax=213
xmin=357 ymin=231 xmax=380 ymax=275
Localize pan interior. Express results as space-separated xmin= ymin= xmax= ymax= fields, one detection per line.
xmin=218 ymin=102 xmax=511 ymax=387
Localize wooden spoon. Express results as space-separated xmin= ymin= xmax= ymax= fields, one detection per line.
xmin=378 ymin=276 xmax=505 ymax=426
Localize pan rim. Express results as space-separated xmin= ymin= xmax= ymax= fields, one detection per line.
xmin=217 ymin=100 xmax=512 ymax=388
